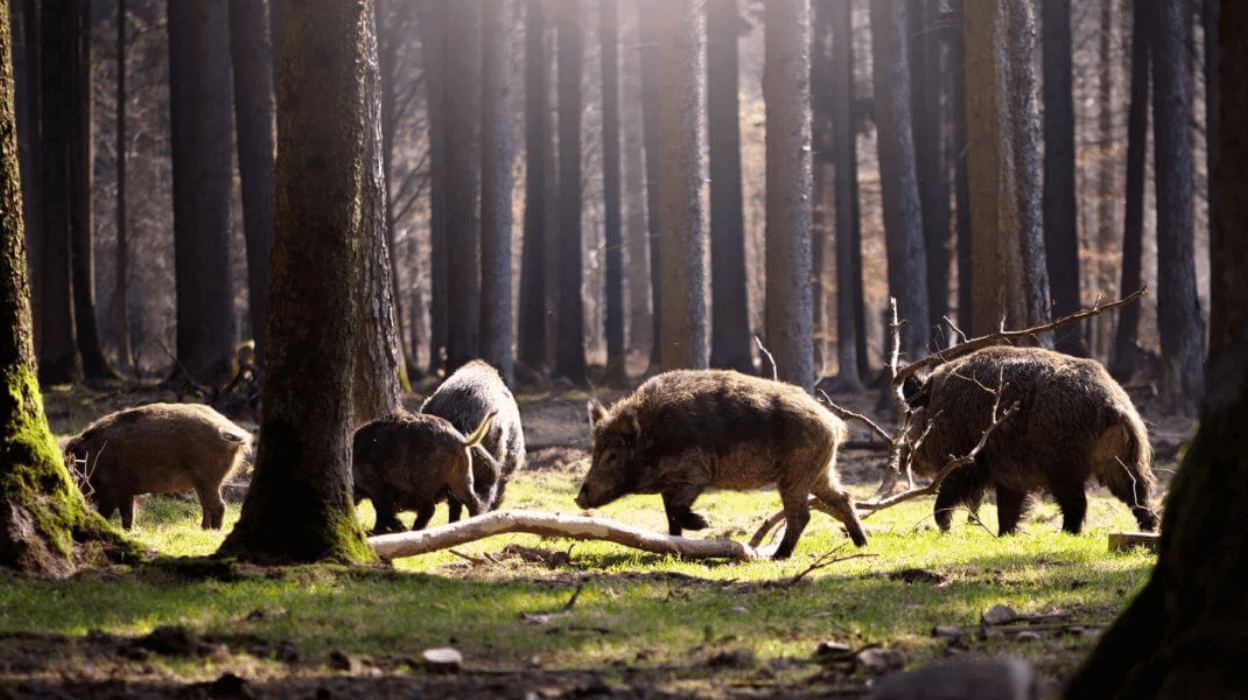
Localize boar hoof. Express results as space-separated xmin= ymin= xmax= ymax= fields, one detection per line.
xmin=677 ymin=511 xmax=708 ymax=530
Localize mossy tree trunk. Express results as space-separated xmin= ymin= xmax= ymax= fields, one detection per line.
xmin=1065 ymin=4 xmax=1248 ymax=694
xmin=0 ymin=0 xmax=139 ymax=574
xmin=217 ymin=0 xmax=375 ymax=565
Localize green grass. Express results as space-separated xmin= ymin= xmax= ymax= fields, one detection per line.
xmin=0 ymin=460 xmax=1159 ymax=694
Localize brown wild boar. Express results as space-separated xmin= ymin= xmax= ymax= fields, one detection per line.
xmin=63 ymin=403 xmax=253 ymax=529
xmin=903 ymin=345 xmax=1159 ymax=535
xmin=576 ymin=369 xmax=868 ymax=559
xmin=352 ymin=410 xmax=495 ymax=534
xmin=420 ymin=360 xmax=527 ymax=521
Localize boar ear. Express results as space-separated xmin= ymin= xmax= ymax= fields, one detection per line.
xmin=588 ymin=400 xmax=608 ymax=428
xmin=902 ymin=374 xmax=929 ymax=408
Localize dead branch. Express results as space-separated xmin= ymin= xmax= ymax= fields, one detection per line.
xmin=369 ymin=510 xmax=761 ymax=561
xmin=768 ymin=546 xmax=877 ymax=588
xmin=817 ymin=389 xmax=891 ymax=443
xmin=755 ymin=335 xmax=778 ymax=381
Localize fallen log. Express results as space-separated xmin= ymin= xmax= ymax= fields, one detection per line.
xmin=368 ymin=509 xmax=762 ymax=561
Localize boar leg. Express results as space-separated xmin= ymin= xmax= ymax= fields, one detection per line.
xmin=446 ymin=499 xmax=464 ymax=523
xmin=372 ymin=496 xmax=405 ymax=534
xmin=1048 ymin=480 xmax=1088 ymax=535
xmin=933 ymin=462 xmax=991 ymax=531
xmin=994 ymin=484 xmax=1029 ymax=535
xmin=811 ymin=480 xmax=868 ymax=547
xmin=192 ymin=480 xmax=227 ymax=529
xmin=412 ymin=503 xmax=437 ymax=531
xmin=661 ymin=489 xmax=708 ymax=536
xmin=119 ymin=496 xmax=136 ymax=530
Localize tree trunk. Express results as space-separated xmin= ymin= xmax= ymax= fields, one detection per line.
xmin=15 ymin=0 xmax=39 ymax=352
xmin=622 ymin=1 xmax=651 ymax=359
xmin=1151 ymin=0 xmax=1204 ymax=416
xmin=353 ymin=7 xmax=404 ymax=426
xmin=832 ymin=0 xmax=865 ymax=390
xmin=601 ymin=0 xmax=627 ymax=383
xmin=949 ymin=0 xmax=972 ymax=336
xmin=811 ymin=0 xmax=833 ymax=375
xmin=657 ymin=0 xmax=709 ymax=372
xmin=419 ymin=3 xmax=448 ymax=375
xmin=218 ymin=0 xmax=375 ymax=565
xmin=1093 ymin=0 xmax=1116 ymax=360
xmin=0 ymin=1 xmax=140 ymax=574
xmin=518 ymin=0 xmax=549 ymax=375
xmin=870 ymin=0 xmax=929 ymax=360
xmin=68 ymin=0 xmax=115 ymax=382
xmin=964 ymin=0 xmax=1050 ymax=339
xmin=1042 ymin=0 xmax=1083 ymax=356
xmin=375 ymin=0 xmax=409 ymax=373
xmin=1065 ymin=9 xmax=1248 ymax=693
xmin=168 ymin=0 xmax=237 ymax=387
xmin=229 ymin=0 xmax=277 ymax=380
xmin=553 ymin=0 xmax=588 ymax=384
xmin=269 ymin=0 xmax=284 ymax=90
xmin=910 ymin=0 xmax=950 ymax=346
xmin=481 ymin=0 xmax=517 ymax=387
xmin=1109 ymin=0 xmax=1148 ymax=382
xmin=707 ymin=0 xmax=752 ymax=375
xmin=37 ymin=0 xmax=82 ymax=385
xmin=639 ymin=0 xmax=663 ymax=371
xmin=113 ymin=0 xmax=132 ymax=374
xmin=444 ymin=1 xmax=483 ymax=372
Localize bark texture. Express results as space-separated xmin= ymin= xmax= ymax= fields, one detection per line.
xmin=555 ymin=0 xmax=587 ymax=384
xmin=601 ymin=0 xmax=626 ymax=382
xmin=480 ymin=1 xmax=517 ymax=387
xmin=518 ymin=0 xmax=549 ymax=373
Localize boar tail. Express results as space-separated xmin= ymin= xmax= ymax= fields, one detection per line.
xmin=462 ymin=411 xmax=498 ymax=449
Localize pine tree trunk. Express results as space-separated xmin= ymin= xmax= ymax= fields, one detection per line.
xmin=833 ymin=0 xmax=864 ymax=390
xmin=419 ymin=3 xmax=448 ymax=375
xmin=555 ymin=0 xmax=588 ymax=384
xmin=518 ymin=0 xmax=549 ymax=374
xmin=622 ymin=1 xmax=651 ymax=359
xmin=1109 ymin=0 xmax=1148 ymax=382
xmin=481 ymin=1 xmax=517 ymax=387
xmin=218 ymin=0 xmax=375 ymax=565
xmin=707 ymin=0 xmax=752 ymax=374
xmin=444 ymin=1 xmax=482 ymax=372
xmin=949 ymin=0 xmax=972 ymax=336
xmin=229 ymin=0 xmax=277 ymax=378
xmin=113 ymin=0 xmax=132 ymax=374
xmin=601 ymin=0 xmax=627 ymax=383
xmin=910 ymin=0 xmax=950 ymax=346
xmin=656 ymin=0 xmax=709 ymax=372
xmin=639 ymin=0 xmax=664 ymax=371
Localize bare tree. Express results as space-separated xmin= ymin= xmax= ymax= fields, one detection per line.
xmin=219 ymin=0 xmax=376 ymax=565
xmin=657 ymin=0 xmax=709 ymax=371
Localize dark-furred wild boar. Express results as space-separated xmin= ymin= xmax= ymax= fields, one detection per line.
xmin=420 ymin=359 xmax=527 ymax=520
xmin=63 ymin=403 xmax=253 ymax=529
xmin=903 ymin=345 xmax=1159 ymax=535
xmin=576 ymin=369 xmax=868 ymax=559
xmin=352 ymin=410 xmax=495 ymax=534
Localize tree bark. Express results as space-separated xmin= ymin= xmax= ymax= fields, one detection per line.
xmin=481 ymin=1 xmax=517 ymax=387
xmin=168 ymin=0 xmax=237 ymax=387
xmin=601 ymin=0 xmax=627 ymax=383
xmin=707 ymin=0 xmax=752 ymax=375
xmin=0 ymin=1 xmax=140 ymax=574
xmin=1110 ymin=0 xmax=1148 ymax=382
xmin=910 ymin=0 xmax=951 ymax=346
xmin=37 ymin=0 xmax=82 ymax=385
xmin=656 ymin=0 xmax=709 ymax=372
xmin=1042 ymin=0 xmax=1083 ymax=356
xmin=639 ymin=0 xmax=663 ymax=371
xmin=870 ymin=0 xmax=929 ymax=360
xmin=113 ymin=0 xmax=132 ymax=374
xmin=218 ymin=0 xmax=376 ymax=565
xmin=229 ymin=0 xmax=277 ymax=379
xmin=949 ymin=0 xmax=972 ymax=337
xmin=15 ymin=0 xmax=39 ymax=352
xmin=519 ymin=0 xmax=549 ymax=376
xmin=554 ymin=0 xmax=588 ymax=384
xmin=419 ymin=3 xmax=448 ymax=375
xmin=622 ymin=0 xmax=651 ymax=359
xmin=444 ymin=1 xmax=483 ymax=372
xmin=1150 ymin=0 xmax=1204 ymax=416
xmin=832 ymin=0 xmax=865 ymax=390
xmin=1066 ymin=7 xmax=1248 ymax=691
xmin=964 ymin=0 xmax=1050 ymax=339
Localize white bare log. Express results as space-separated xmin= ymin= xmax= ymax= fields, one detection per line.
xmin=369 ymin=509 xmax=762 ymax=561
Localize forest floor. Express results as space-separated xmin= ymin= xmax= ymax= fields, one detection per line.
xmin=3 ymin=368 xmax=1196 ymax=699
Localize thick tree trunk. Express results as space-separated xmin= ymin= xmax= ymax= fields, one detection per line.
xmin=37 ymin=0 xmax=82 ymax=385
xmin=832 ymin=0 xmax=865 ymax=390
xmin=707 ymin=0 xmax=752 ymax=375
xmin=964 ymin=0 xmax=1050 ymax=339
xmin=444 ymin=1 xmax=483 ymax=372
xmin=656 ymin=0 xmax=709 ymax=372
xmin=870 ymin=0 xmax=929 ymax=360
xmin=1150 ymin=0 xmax=1204 ymax=415
xmin=168 ymin=0 xmax=237 ymax=387
xmin=601 ymin=0 xmax=626 ymax=383
xmin=16 ymin=0 xmax=39 ymax=351
xmin=555 ymin=0 xmax=587 ymax=384
xmin=518 ymin=0 xmax=549 ymax=374
xmin=1110 ymin=0 xmax=1148 ymax=382
xmin=480 ymin=1 xmax=517 ymax=387
xmin=229 ymin=0 xmax=277 ymax=378
xmin=1042 ymin=0 xmax=1082 ymax=356
xmin=0 ymin=2 xmax=140 ymax=574
xmin=218 ymin=0 xmax=375 ymax=565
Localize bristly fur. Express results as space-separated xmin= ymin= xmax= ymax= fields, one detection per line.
xmin=577 ymin=369 xmax=867 ymax=559
xmin=906 ymin=345 xmax=1159 ymax=535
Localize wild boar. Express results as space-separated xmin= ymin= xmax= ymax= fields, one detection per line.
xmin=420 ymin=359 xmax=527 ymax=520
xmin=63 ymin=403 xmax=253 ymax=530
xmin=903 ymin=345 xmax=1159 ymax=535
xmin=352 ymin=410 xmax=495 ymax=534
xmin=575 ymin=369 xmax=868 ymax=559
